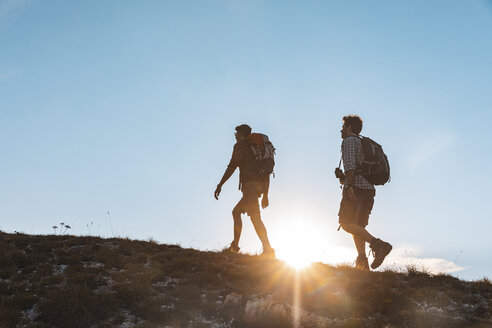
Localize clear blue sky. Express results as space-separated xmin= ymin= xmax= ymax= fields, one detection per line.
xmin=1 ymin=0 xmax=491 ymax=280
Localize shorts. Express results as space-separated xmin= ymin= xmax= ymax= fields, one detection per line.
xmin=338 ymin=187 xmax=375 ymax=228
xmin=233 ymin=181 xmax=264 ymax=217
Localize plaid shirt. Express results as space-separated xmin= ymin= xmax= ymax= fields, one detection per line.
xmin=341 ymin=135 xmax=375 ymax=190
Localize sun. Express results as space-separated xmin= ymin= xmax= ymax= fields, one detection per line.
xmin=278 ymin=248 xmax=313 ymax=269
xmin=272 ymin=220 xmax=323 ymax=270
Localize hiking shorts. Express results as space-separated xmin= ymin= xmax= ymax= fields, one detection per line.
xmin=233 ymin=181 xmax=264 ymax=217
xmin=338 ymin=187 xmax=375 ymax=228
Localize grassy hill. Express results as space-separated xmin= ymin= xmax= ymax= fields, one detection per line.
xmin=0 ymin=232 xmax=490 ymax=328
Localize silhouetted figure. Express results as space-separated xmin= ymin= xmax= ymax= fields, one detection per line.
xmin=215 ymin=124 xmax=275 ymax=258
xmin=336 ymin=115 xmax=392 ymax=270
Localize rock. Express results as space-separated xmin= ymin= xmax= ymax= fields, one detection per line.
xmin=224 ymin=292 xmax=242 ymax=306
xmin=244 ymin=295 xmax=333 ymax=327
xmin=244 ymin=296 xmax=287 ymax=319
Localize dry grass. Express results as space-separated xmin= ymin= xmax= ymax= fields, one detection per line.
xmin=0 ymin=231 xmax=490 ymax=327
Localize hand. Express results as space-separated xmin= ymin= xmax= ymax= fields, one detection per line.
xmin=261 ymin=195 xmax=269 ymax=209
xmin=214 ymin=185 xmax=222 ymax=200
xmin=334 ymin=168 xmax=345 ymax=180
xmin=347 ymin=185 xmax=357 ymax=201
xmin=338 ymin=177 xmax=345 ymax=185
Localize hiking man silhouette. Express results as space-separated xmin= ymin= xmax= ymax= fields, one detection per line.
xmin=214 ymin=124 xmax=275 ymax=257
xmin=336 ymin=115 xmax=392 ymax=270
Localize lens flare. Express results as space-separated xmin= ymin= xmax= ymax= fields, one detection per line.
xmin=278 ymin=248 xmax=312 ymax=269
xmin=273 ymin=220 xmax=322 ymax=270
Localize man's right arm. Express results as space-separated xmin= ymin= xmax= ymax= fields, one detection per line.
xmin=214 ymin=145 xmax=240 ymax=199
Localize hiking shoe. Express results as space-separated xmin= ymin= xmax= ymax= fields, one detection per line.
xmin=370 ymin=239 xmax=392 ymax=269
xmin=260 ymin=247 xmax=276 ymax=259
xmin=355 ymin=255 xmax=370 ymax=271
xmin=225 ymin=243 xmax=240 ymax=254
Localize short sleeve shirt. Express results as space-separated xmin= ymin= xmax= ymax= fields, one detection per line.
xmin=228 ymin=140 xmax=260 ymax=185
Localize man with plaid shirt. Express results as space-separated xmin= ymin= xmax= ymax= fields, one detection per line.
xmin=336 ymin=115 xmax=392 ymax=270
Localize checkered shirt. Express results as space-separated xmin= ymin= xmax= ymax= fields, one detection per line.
xmin=341 ymin=135 xmax=375 ymax=190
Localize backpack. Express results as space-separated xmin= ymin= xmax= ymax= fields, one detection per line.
xmin=339 ymin=135 xmax=390 ymax=186
xmin=247 ymin=133 xmax=276 ymax=177
xmin=356 ymin=136 xmax=390 ymax=185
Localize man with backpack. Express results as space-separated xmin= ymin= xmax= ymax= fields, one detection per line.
xmin=214 ymin=124 xmax=275 ymax=258
xmin=336 ymin=115 xmax=392 ymax=270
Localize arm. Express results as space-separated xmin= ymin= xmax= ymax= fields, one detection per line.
xmin=344 ymin=170 xmax=356 ymax=186
xmin=214 ymin=145 xmax=239 ymax=199
xmin=344 ymin=170 xmax=357 ymax=200
xmin=341 ymin=137 xmax=358 ymax=199
xmin=334 ymin=167 xmax=346 ymax=184
xmin=261 ymin=176 xmax=270 ymax=209
xmin=218 ymin=163 xmax=237 ymax=187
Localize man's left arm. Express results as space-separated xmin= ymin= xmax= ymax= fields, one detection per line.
xmin=341 ymin=137 xmax=358 ymax=200
xmin=261 ymin=177 xmax=270 ymax=209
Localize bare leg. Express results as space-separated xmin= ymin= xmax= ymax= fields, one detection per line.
xmin=342 ymin=223 xmax=375 ymax=244
xmin=250 ymin=212 xmax=272 ymax=249
xmin=232 ymin=206 xmax=243 ymax=246
xmin=353 ymin=235 xmax=366 ymax=257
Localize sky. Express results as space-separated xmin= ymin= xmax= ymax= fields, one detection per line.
xmin=1 ymin=0 xmax=491 ymax=280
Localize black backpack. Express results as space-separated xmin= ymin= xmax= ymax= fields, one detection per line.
xmin=247 ymin=133 xmax=276 ymax=177
xmin=340 ymin=135 xmax=390 ymax=186
xmin=357 ymin=136 xmax=390 ymax=185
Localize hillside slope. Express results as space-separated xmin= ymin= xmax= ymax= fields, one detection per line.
xmin=0 ymin=232 xmax=490 ymax=328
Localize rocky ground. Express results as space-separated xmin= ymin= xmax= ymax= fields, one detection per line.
xmin=0 ymin=232 xmax=491 ymax=327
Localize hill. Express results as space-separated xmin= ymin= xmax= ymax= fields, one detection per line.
xmin=0 ymin=232 xmax=490 ymax=328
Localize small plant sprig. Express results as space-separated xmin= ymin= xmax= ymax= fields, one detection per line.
xmin=86 ymin=221 xmax=94 ymax=235
xmin=52 ymin=222 xmax=71 ymax=235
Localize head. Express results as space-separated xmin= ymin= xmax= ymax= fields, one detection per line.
xmin=235 ymin=124 xmax=252 ymax=142
xmin=341 ymin=115 xmax=363 ymax=139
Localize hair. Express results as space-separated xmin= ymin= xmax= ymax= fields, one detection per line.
xmin=235 ymin=124 xmax=252 ymax=136
xmin=342 ymin=115 xmax=363 ymax=134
